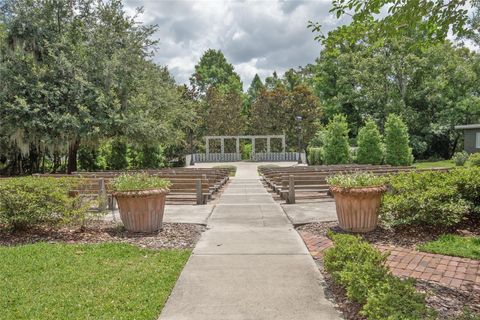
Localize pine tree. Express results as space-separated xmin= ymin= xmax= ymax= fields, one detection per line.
xmin=356 ymin=118 xmax=383 ymax=164
xmin=384 ymin=114 xmax=414 ymax=166
xmin=324 ymin=114 xmax=350 ymax=164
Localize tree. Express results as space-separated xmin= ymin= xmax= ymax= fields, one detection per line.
xmin=244 ymin=74 xmax=264 ymax=114
xmin=0 ymin=0 xmax=193 ymax=174
xmin=0 ymin=0 xmax=159 ymax=173
xmin=310 ymin=0 xmax=471 ymax=45
xmin=384 ymin=114 xmax=414 ymax=166
xmin=190 ymin=49 xmax=243 ymax=95
xmin=323 ymin=114 xmax=350 ymax=164
xmin=248 ymin=84 xmax=322 ymax=148
xmin=247 ymin=74 xmax=264 ymax=101
xmin=356 ymin=118 xmax=383 ymax=164
xmin=203 ymin=87 xmax=246 ymax=135
xmin=310 ymin=35 xmax=480 ymax=159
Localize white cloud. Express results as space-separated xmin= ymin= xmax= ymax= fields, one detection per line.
xmin=125 ymin=0 xmax=348 ymax=88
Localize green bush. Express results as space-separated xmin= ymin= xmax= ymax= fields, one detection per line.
xmin=384 ymin=114 xmax=414 ymax=166
xmin=307 ymin=147 xmax=323 ymax=165
xmin=129 ymin=144 xmax=165 ymax=169
xmin=361 ymin=275 xmax=435 ymax=320
xmin=325 ymin=233 xmax=433 ymax=320
xmin=242 ymin=143 xmax=252 ymax=160
xmin=111 ymin=173 xmax=171 ymax=192
xmin=326 ymin=172 xmax=386 ymax=188
xmin=469 ymin=152 xmax=480 ymax=166
xmin=453 ymin=151 xmax=469 ymax=166
xmin=107 ymin=139 xmax=128 ymax=170
xmin=0 ymin=177 xmax=88 ymax=230
xmin=356 ymin=119 xmax=384 ymax=165
xmin=308 ymin=128 xmax=326 ymax=148
xmin=324 ymin=233 xmax=389 ymax=304
xmin=78 ymin=144 xmax=100 ymax=171
xmin=453 ymin=167 xmax=480 ymax=215
xmin=381 ymin=170 xmax=472 ymax=227
xmin=324 ymin=114 xmax=350 ymax=164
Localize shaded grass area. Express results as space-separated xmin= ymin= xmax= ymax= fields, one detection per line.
xmin=414 ymin=160 xmax=456 ymax=169
xmin=0 ymin=242 xmax=190 ymax=319
xmin=418 ymin=234 xmax=480 ymax=260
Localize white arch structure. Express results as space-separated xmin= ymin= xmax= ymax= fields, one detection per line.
xmin=192 ymin=135 xmax=300 ymax=162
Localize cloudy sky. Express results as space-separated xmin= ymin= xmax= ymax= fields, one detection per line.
xmin=124 ymin=0 xmax=349 ymax=89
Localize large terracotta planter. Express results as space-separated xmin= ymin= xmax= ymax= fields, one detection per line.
xmin=114 ymin=189 xmax=168 ymax=232
xmin=329 ymin=185 xmax=387 ymax=233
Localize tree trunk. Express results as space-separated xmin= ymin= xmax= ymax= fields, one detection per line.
xmin=67 ymin=138 xmax=80 ymax=174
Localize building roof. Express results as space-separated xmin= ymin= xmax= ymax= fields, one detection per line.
xmin=454 ymin=124 xmax=480 ymax=130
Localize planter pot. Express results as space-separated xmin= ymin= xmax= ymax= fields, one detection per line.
xmin=113 ymin=189 xmax=168 ymax=232
xmin=329 ymin=185 xmax=387 ymax=233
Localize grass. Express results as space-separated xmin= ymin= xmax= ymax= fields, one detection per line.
xmin=0 ymin=242 xmax=190 ymax=319
xmin=414 ymin=160 xmax=456 ymax=169
xmin=417 ymin=234 xmax=480 ymax=260
xmin=213 ymin=165 xmax=237 ymax=176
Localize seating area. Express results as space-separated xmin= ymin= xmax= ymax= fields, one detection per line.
xmin=33 ymin=168 xmax=231 ymax=207
xmin=259 ymin=165 xmax=447 ymax=204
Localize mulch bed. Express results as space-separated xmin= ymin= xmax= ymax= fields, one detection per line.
xmin=0 ymin=221 xmax=205 ymax=249
xmin=297 ymin=222 xmax=480 ymax=319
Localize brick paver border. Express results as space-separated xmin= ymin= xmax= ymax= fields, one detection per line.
xmin=298 ymin=230 xmax=480 ymax=292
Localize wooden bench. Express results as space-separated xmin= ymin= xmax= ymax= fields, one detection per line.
xmin=259 ymin=165 xmax=448 ymax=204
xmin=33 ymin=168 xmax=230 ymax=207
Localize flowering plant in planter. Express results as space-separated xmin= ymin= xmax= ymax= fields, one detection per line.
xmin=327 ymin=172 xmax=387 ymax=233
xmin=111 ymin=173 xmax=171 ymax=232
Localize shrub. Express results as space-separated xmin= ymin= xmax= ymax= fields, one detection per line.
xmin=453 ymin=167 xmax=480 ymax=215
xmin=324 ymin=114 xmax=350 ymax=164
xmin=0 ymin=177 xmax=88 ymax=230
xmin=107 ymin=139 xmax=128 ymax=170
xmin=384 ymin=114 xmax=413 ymax=166
xmin=242 ymin=143 xmax=252 ymax=160
xmin=452 ymin=151 xmax=469 ymax=166
xmin=381 ymin=171 xmax=471 ymax=227
xmin=78 ymin=144 xmax=100 ymax=171
xmin=111 ymin=173 xmax=171 ymax=192
xmin=307 ymin=147 xmax=323 ymax=165
xmin=309 ymin=128 xmax=326 ymax=148
xmin=349 ymin=147 xmax=358 ymax=163
xmin=469 ymin=152 xmax=480 ymax=166
xmin=129 ymin=144 xmax=165 ymax=169
xmin=326 ymin=172 xmax=386 ymax=188
xmin=324 ymin=233 xmax=389 ymax=304
xmin=324 ymin=233 xmax=433 ymax=319
xmin=361 ymin=275 xmax=435 ymax=320
xmin=356 ymin=119 xmax=383 ymax=165
xmin=213 ymin=165 xmax=237 ymax=176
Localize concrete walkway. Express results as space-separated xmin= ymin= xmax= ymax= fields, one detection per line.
xmin=159 ymin=163 xmax=340 ymax=320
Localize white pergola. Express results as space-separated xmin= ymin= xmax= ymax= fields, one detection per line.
xmin=205 ymin=135 xmax=286 ymax=155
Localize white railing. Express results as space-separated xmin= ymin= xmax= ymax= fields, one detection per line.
xmin=192 ymin=152 xmax=299 ymax=162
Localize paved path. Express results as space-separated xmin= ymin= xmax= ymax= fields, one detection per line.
xmin=160 ymin=163 xmax=340 ymax=320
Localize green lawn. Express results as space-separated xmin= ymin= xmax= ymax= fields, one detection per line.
xmin=0 ymin=243 xmax=190 ymax=320
xmin=417 ymin=234 xmax=480 ymax=260
xmin=414 ymin=160 xmax=456 ymax=169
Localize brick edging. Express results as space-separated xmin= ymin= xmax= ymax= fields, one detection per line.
xmin=298 ymin=230 xmax=480 ymax=292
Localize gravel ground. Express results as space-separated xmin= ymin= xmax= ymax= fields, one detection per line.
xmin=0 ymin=221 xmax=205 ymax=249
xmin=298 ymin=222 xmax=480 ymax=319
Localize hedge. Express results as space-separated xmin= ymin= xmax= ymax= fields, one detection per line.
xmin=380 ymin=167 xmax=480 ymax=228
xmin=324 ymin=233 xmax=435 ymax=320
xmin=0 ymin=177 xmax=90 ymax=230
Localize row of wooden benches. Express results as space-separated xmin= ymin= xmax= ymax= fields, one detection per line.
xmin=33 ymin=168 xmax=231 ymax=207
xmin=259 ymin=165 xmax=448 ymax=204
